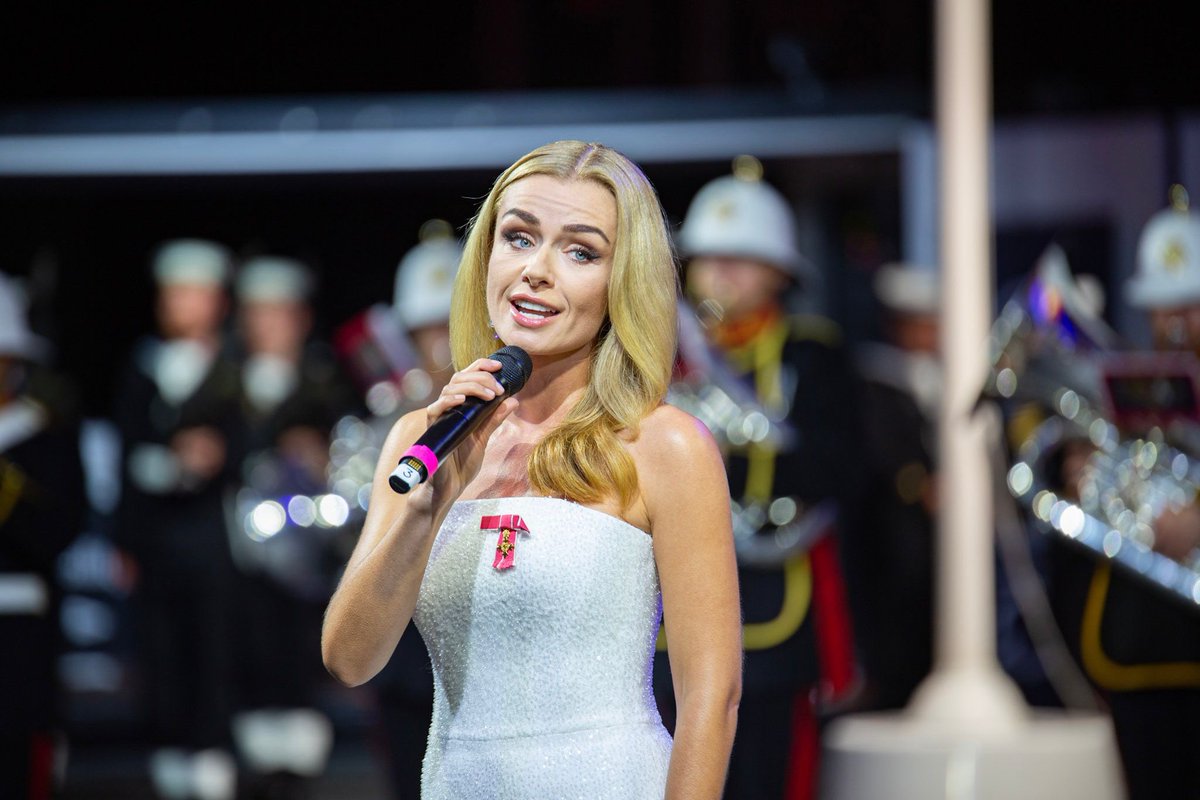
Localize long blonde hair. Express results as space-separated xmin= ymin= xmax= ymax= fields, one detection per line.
xmin=450 ymin=140 xmax=678 ymax=507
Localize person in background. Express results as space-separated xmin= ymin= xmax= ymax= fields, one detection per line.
xmin=672 ymin=158 xmax=858 ymax=800
xmin=391 ymin=220 xmax=461 ymax=406
xmin=841 ymin=263 xmax=940 ymax=712
xmin=111 ymin=239 xmax=241 ymax=800
xmin=1058 ymin=187 xmax=1200 ymax=800
xmin=0 ymin=272 xmax=85 ymax=800
xmin=229 ymin=255 xmax=351 ymax=800
xmin=370 ymin=222 xmax=462 ymax=799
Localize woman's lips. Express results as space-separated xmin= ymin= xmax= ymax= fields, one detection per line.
xmin=509 ymin=298 xmax=559 ymax=327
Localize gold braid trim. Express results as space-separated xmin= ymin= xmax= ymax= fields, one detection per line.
xmin=660 ymin=318 xmax=813 ymax=653
xmin=1081 ymin=562 xmax=1200 ymax=690
xmin=0 ymin=460 xmax=27 ymax=526
xmin=658 ymin=555 xmax=813 ymax=652
xmin=741 ymin=555 xmax=813 ymax=650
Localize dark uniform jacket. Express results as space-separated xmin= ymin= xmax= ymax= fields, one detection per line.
xmin=232 ymin=346 xmax=357 ymax=709
xmin=0 ymin=398 xmax=85 ymax=734
xmin=111 ymin=337 xmax=242 ymax=749
xmin=1010 ymin=396 xmax=1200 ymax=800
xmin=707 ymin=312 xmax=859 ymax=696
xmin=841 ymin=346 xmax=937 ymax=710
xmin=112 ymin=338 xmax=241 ymax=567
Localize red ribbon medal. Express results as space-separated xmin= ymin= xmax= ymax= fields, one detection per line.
xmin=481 ymin=513 xmax=530 ymax=570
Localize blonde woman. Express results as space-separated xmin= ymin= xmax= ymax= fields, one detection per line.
xmin=322 ymin=141 xmax=741 ymax=799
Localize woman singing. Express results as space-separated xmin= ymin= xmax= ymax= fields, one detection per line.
xmin=322 ymin=140 xmax=741 ymax=799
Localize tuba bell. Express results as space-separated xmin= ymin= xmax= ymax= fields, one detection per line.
xmin=991 ymin=245 xmax=1200 ymax=606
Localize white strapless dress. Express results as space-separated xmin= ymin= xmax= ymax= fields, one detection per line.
xmin=413 ymin=496 xmax=672 ymax=799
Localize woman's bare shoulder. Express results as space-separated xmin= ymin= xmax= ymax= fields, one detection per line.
xmin=635 ymin=403 xmax=721 ymax=459
xmin=632 ymin=405 xmax=730 ymax=536
xmin=631 ymin=404 xmax=726 ymax=503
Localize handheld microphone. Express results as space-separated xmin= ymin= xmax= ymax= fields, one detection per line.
xmin=388 ymin=345 xmax=533 ymax=494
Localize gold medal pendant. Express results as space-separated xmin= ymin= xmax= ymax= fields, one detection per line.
xmin=481 ymin=513 xmax=529 ymax=570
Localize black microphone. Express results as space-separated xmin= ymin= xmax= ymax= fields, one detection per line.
xmin=388 ymin=345 xmax=533 ymax=494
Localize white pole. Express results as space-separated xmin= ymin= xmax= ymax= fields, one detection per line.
xmin=818 ymin=1 xmax=1125 ymax=794
xmin=938 ymin=0 xmax=995 ymax=669
xmin=905 ymin=0 xmax=1027 ymax=727
xmin=819 ymin=0 xmax=1127 ymax=793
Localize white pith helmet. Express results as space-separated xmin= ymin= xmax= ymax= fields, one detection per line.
xmin=0 ymin=272 xmax=48 ymax=361
xmin=1126 ymin=185 xmax=1200 ymax=309
xmin=678 ymin=155 xmax=807 ymax=279
xmin=152 ymin=238 xmax=231 ymax=287
xmin=236 ymin=255 xmax=314 ymax=304
xmin=874 ymin=262 xmax=940 ymax=315
xmin=393 ymin=219 xmax=463 ymax=331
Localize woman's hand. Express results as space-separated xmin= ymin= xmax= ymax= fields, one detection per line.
xmin=412 ymin=357 xmax=519 ymax=513
xmin=322 ymin=358 xmax=516 ymax=687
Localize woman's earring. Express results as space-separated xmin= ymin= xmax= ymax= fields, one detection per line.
xmin=489 ymin=321 xmax=499 ymax=340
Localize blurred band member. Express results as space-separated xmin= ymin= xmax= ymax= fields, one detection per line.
xmin=672 ymin=159 xmax=858 ymax=800
xmin=392 ymin=220 xmax=460 ymax=404
xmin=230 ymin=256 xmax=349 ymax=800
xmin=842 ymin=263 xmax=940 ymax=711
xmin=1128 ymin=191 xmax=1200 ymax=561
xmin=0 ymin=273 xmax=84 ymax=800
xmin=372 ymin=223 xmax=462 ymax=799
xmin=112 ymin=240 xmax=241 ymax=800
xmin=1084 ymin=189 xmax=1200 ymax=800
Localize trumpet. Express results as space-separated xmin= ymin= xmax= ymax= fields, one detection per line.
xmin=991 ymin=246 xmax=1200 ymax=606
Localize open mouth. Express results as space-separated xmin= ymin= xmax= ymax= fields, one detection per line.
xmin=510 ymin=298 xmax=560 ymax=323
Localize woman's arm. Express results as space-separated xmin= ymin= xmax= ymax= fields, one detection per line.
xmin=640 ymin=406 xmax=742 ymax=799
xmin=321 ymin=358 xmax=517 ymax=687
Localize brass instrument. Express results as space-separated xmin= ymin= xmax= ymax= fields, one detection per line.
xmin=991 ymin=246 xmax=1200 ymax=606
xmin=228 ymin=303 xmax=432 ymax=599
xmin=668 ymin=299 xmax=793 ymax=451
xmin=669 ymin=300 xmax=834 ymax=566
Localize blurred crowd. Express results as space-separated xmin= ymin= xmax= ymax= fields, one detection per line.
xmin=4 ymin=160 xmax=1200 ymax=800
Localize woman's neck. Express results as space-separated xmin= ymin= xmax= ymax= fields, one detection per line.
xmin=508 ymin=347 xmax=591 ymax=428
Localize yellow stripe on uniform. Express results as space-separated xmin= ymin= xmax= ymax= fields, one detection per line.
xmin=1081 ymin=562 xmax=1200 ymax=690
xmin=658 ymin=554 xmax=813 ymax=652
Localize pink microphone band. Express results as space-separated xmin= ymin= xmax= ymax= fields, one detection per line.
xmin=402 ymin=444 xmax=439 ymax=476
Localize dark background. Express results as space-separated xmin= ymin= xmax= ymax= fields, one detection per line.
xmin=1 ymin=0 xmax=1197 ymax=411
xmin=2 ymin=2 xmax=1197 ymax=795
xmin=3 ymin=1 xmax=1197 ymax=113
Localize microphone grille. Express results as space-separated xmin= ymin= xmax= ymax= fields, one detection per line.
xmin=491 ymin=345 xmax=533 ymax=394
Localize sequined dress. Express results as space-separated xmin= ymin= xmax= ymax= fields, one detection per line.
xmin=413 ymin=496 xmax=672 ymax=799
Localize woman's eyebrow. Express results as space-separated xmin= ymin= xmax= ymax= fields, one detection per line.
xmin=501 ymin=208 xmax=540 ymax=227
xmin=562 ymin=223 xmax=610 ymax=245
xmin=501 ymin=208 xmax=610 ymax=245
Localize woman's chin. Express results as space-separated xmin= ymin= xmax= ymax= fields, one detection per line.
xmin=501 ymin=337 xmax=592 ymax=365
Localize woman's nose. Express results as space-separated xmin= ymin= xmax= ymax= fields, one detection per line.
xmin=521 ymin=248 xmax=554 ymax=288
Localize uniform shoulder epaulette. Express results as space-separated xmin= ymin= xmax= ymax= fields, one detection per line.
xmin=787 ymin=313 xmax=842 ymax=347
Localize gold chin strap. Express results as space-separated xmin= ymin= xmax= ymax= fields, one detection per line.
xmin=1081 ymin=562 xmax=1200 ymax=690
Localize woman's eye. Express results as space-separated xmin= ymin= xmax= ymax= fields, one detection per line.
xmin=569 ymin=247 xmax=600 ymax=263
xmin=503 ymin=231 xmax=533 ymax=249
